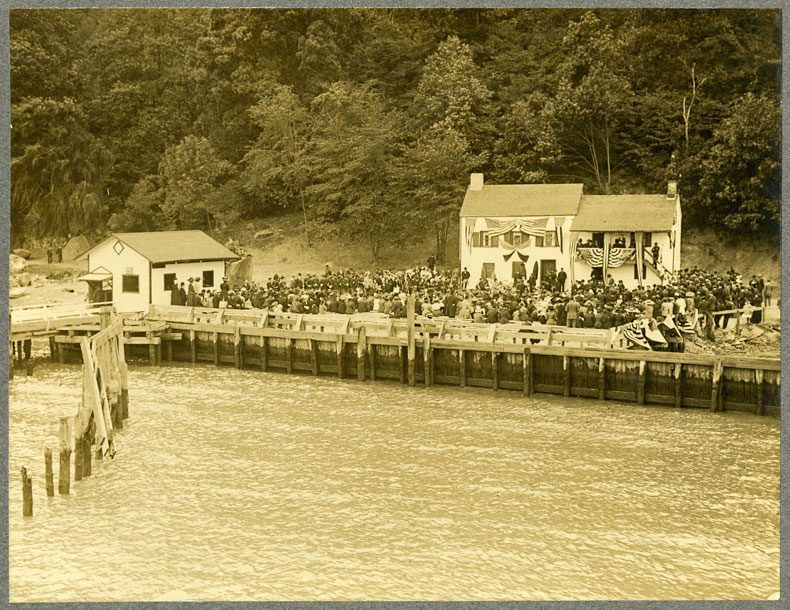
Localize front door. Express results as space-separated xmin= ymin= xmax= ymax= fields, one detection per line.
xmin=512 ymin=261 xmax=526 ymax=280
xmin=540 ymin=259 xmax=556 ymax=283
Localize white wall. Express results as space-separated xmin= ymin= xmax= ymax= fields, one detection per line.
xmin=150 ymin=260 xmax=226 ymax=305
xmin=88 ymin=239 xmax=151 ymax=313
xmin=460 ymin=216 xmax=573 ymax=287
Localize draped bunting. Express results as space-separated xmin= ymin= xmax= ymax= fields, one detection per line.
xmin=485 ymin=217 xmax=547 ymax=238
xmin=568 ymin=230 xmax=579 ymax=286
xmin=503 ymin=249 xmax=529 ymax=262
xmin=553 ymin=217 xmax=564 ymax=254
xmin=635 ymin=231 xmax=644 ymax=287
xmin=465 ymin=220 xmax=473 ymax=253
xmin=602 ymin=232 xmax=612 ymax=281
xmin=577 ymin=247 xmax=635 ymax=268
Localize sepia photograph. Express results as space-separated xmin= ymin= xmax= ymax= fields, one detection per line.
xmin=6 ymin=6 xmax=782 ymax=602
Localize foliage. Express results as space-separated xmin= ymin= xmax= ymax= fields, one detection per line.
xmin=9 ymin=8 xmax=782 ymax=244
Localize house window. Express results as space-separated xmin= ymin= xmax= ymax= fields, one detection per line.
xmin=511 ymin=231 xmax=523 ymax=247
xmin=122 ymin=274 xmax=140 ymax=293
xmin=534 ymin=235 xmax=544 ymax=247
xmin=544 ymin=232 xmax=555 ymax=248
xmin=482 ymin=232 xmax=496 ymax=248
xmin=164 ymin=273 xmax=176 ymax=291
xmin=203 ymin=270 xmax=214 ymax=287
xmin=481 ymin=262 xmax=496 ymax=280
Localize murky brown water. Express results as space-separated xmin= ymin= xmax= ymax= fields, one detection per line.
xmin=8 ymin=360 xmax=780 ymax=601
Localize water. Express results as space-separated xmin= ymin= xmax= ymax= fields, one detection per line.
xmin=8 ymin=361 xmax=780 ymax=601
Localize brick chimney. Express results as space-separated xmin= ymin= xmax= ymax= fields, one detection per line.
xmin=667 ymin=180 xmax=678 ymax=199
xmin=470 ymin=173 xmax=484 ymax=191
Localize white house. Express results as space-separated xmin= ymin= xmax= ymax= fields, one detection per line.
xmin=459 ymin=174 xmax=681 ymax=289
xmin=78 ymin=231 xmax=239 ymax=313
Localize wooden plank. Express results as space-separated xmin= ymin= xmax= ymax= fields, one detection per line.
xmin=286 ymin=338 xmax=293 ymax=374
xmin=190 ymin=329 xmax=196 ymax=364
xmin=357 ymin=326 xmax=366 ymax=381
xmin=491 ymin=350 xmax=499 ymax=390
xmin=234 ymin=325 xmax=242 ymax=369
xmin=368 ymin=342 xmax=376 ymax=381
xmin=261 ymin=336 xmax=268 ymax=371
xmin=711 ymin=359 xmax=723 ymax=412
xmin=399 ymin=345 xmax=406 ymax=384
xmin=460 ymin=349 xmax=467 ymax=388
xmin=563 ymin=355 xmax=570 ymax=398
xmin=213 ymin=332 xmax=219 ymax=366
xmin=336 ymin=336 xmax=344 ymax=379
xmin=524 ymin=348 xmax=533 ymax=396
xmin=310 ymin=339 xmax=319 ymax=376
xmin=424 ymin=334 xmax=432 ymax=387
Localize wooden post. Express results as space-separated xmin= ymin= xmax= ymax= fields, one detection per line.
xmin=674 ymin=363 xmax=683 ymax=408
xmin=100 ymin=306 xmax=112 ymax=329
xmin=424 ymin=334 xmax=432 ymax=386
xmin=398 ymin=345 xmax=406 ymax=384
xmin=74 ymin=435 xmax=83 ymax=481
xmin=114 ymin=394 xmax=123 ymax=430
xmin=491 ymin=350 xmax=498 ymax=391
xmin=524 ymin=348 xmax=533 ymax=396
xmin=234 ymin=326 xmax=242 ymax=369
xmin=49 ymin=336 xmax=57 ymax=362
xmin=286 ymin=338 xmax=293 ymax=374
xmin=598 ymin=357 xmax=606 ymax=401
xmin=356 ymin=326 xmax=366 ymax=381
xmin=407 ymin=295 xmax=416 ymax=386
xmin=460 ymin=349 xmax=466 ymax=388
xmin=44 ymin=448 xmax=54 ymax=496
xmin=261 ymin=336 xmax=268 ymax=372
xmin=310 ymin=339 xmax=319 ymax=376
xmin=57 ymin=335 xmax=65 ymax=364
xmin=166 ymin=338 xmax=173 ymax=362
xmin=637 ymin=360 xmax=646 ymax=405
xmin=189 ymin=329 xmax=196 ymax=364
xmin=336 ymin=335 xmax=344 ymax=379
xmin=26 ymin=360 xmax=33 ymax=376
xmin=563 ymin=355 xmax=570 ymax=397
xmin=213 ymin=332 xmax=219 ymax=366
xmin=82 ymin=435 xmax=91 ymax=478
xmin=755 ymin=368 xmax=765 ymax=416
xmin=58 ymin=417 xmax=71 ymax=495
xmin=711 ymin=359 xmax=723 ymax=412
xmin=368 ymin=342 xmax=376 ymax=381
xmin=147 ymin=331 xmax=156 ymax=365
xmin=21 ymin=467 xmax=32 ymax=516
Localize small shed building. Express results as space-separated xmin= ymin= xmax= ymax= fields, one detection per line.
xmin=78 ymin=231 xmax=239 ymax=313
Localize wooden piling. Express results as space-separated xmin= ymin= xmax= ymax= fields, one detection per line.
xmin=356 ymin=326 xmax=367 ymax=381
xmin=562 ymin=355 xmax=570 ymax=397
xmin=58 ymin=417 xmax=71 ymax=495
xmin=189 ymin=329 xmax=196 ymax=364
xmin=234 ymin=326 xmax=242 ymax=369
xmin=261 ymin=336 xmax=268 ymax=372
xmin=755 ymin=369 xmax=765 ymax=416
xmin=460 ymin=349 xmax=467 ymax=388
xmin=336 ymin=336 xmax=344 ymax=378
xmin=147 ymin=331 xmax=156 ymax=365
xmin=711 ymin=359 xmax=723 ymax=412
xmin=491 ymin=351 xmax=499 ymax=391
xmin=26 ymin=361 xmax=33 ymax=376
xmin=74 ymin=435 xmax=83 ymax=481
xmin=49 ymin=336 xmax=57 ymax=362
xmin=82 ymin=435 xmax=92 ymax=477
xmin=398 ymin=345 xmax=406 ymax=384
xmin=674 ymin=363 xmax=683 ymax=408
xmin=368 ymin=342 xmax=376 ymax=381
xmin=21 ymin=467 xmax=32 ymax=516
xmin=213 ymin=332 xmax=219 ymax=366
xmin=637 ymin=360 xmax=646 ymax=405
xmin=286 ymin=338 xmax=293 ymax=374
xmin=524 ymin=348 xmax=533 ymax=396
xmin=598 ymin=357 xmax=606 ymax=401
xmin=44 ymin=448 xmax=54 ymax=496
xmin=407 ymin=295 xmax=416 ymax=386
xmin=424 ymin=334 xmax=433 ymax=387
xmin=310 ymin=339 xmax=319 ymax=376
xmin=166 ymin=339 xmax=173 ymax=362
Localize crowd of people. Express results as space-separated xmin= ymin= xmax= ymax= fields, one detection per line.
xmin=167 ymin=258 xmax=774 ymax=338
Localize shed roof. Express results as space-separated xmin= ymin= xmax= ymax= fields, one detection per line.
xmin=570 ymin=195 xmax=678 ymax=232
xmin=79 ymin=231 xmax=239 ymax=264
xmin=459 ymin=183 xmax=584 ymax=217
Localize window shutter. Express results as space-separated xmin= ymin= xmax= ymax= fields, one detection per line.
xmin=472 ymin=232 xmax=481 ymax=247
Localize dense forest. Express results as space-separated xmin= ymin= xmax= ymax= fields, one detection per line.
xmin=10 ymin=8 xmax=781 ymax=259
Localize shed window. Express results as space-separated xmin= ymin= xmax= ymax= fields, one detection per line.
xmin=203 ymin=270 xmax=214 ymax=288
xmin=164 ymin=273 xmax=176 ymax=291
xmin=122 ymin=274 xmax=140 ymax=293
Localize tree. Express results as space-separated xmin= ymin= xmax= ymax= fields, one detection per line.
xmin=243 ymin=83 xmax=313 ymax=243
xmin=306 ymin=82 xmax=400 ymax=259
xmin=11 ymin=97 xmax=111 ymax=242
xmin=158 ymin=135 xmax=234 ymax=232
xmin=692 ymin=94 xmax=780 ymax=234
xmin=395 ymin=126 xmax=487 ymax=263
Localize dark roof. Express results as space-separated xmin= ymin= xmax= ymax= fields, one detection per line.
xmin=460 ymin=183 xmax=584 ymax=217
xmin=571 ymin=195 xmax=678 ymax=232
xmin=80 ymin=231 xmax=239 ymax=264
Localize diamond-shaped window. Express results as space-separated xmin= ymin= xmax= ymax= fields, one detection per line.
xmin=113 ymin=240 xmax=125 ymax=255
